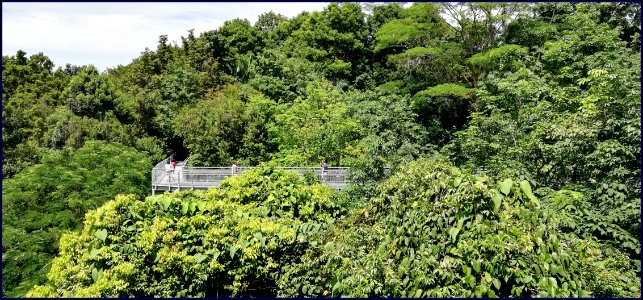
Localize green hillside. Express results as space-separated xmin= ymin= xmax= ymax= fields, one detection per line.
xmin=2 ymin=2 xmax=640 ymax=297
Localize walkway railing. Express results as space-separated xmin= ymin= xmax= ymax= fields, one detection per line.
xmin=151 ymin=158 xmax=352 ymax=195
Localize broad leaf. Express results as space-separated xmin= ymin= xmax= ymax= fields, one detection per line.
xmin=499 ymin=178 xmax=513 ymax=195
xmin=95 ymin=229 xmax=107 ymax=242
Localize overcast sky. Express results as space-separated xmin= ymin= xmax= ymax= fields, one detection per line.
xmin=2 ymin=2 xmax=331 ymax=71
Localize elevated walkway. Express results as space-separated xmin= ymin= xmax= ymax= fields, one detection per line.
xmin=151 ymin=158 xmax=352 ymax=195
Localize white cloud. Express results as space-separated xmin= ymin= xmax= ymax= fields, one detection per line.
xmin=2 ymin=2 xmax=330 ymax=71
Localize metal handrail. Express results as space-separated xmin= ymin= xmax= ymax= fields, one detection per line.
xmin=151 ymin=160 xmax=389 ymax=195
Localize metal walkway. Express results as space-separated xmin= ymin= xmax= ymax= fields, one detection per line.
xmin=151 ymin=159 xmax=351 ymax=195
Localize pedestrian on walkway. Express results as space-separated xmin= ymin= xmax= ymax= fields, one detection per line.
xmin=231 ymin=160 xmax=238 ymax=176
xmin=321 ymin=159 xmax=328 ymax=181
xmin=169 ymin=159 xmax=176 ymax=181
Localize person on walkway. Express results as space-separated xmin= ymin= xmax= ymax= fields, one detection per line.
xmin=169 ymin=159 xmax=177 ymax=181
xmin=231 ymin=160 xmax=238 ymax=176
xmin=165 ymin=159 xmax=172 ymax=181
xmin=321 ymin=159 xmax=328 ymax=181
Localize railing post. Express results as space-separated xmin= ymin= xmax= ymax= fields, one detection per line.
xmin=151 ymin=168 xmax=155 ymax=196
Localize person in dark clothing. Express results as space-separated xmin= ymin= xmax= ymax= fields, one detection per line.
xmin=321 ymin=159 xmax=328 ymax=181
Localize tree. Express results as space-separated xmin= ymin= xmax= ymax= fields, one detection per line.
xmin=173 ymin=84 xmax=246 ymax=166
xmin=27 ymin=165 xmax=344 ymax=297
xmin=269 ymin=81 xmax=361 ymax=166
xmin=442 ymin=3 xmax=640 ymax=258
xmin=282 ymin=3 xmax=369 ymax=81
xmin=441 ymin=3 xmax=527 ymax=56
xmin=278 ymin=158 xmax=640 ymax=297
xmin=238 ymin=93 xmax=278 ymax=165
xmin=2 ymin=51 xmax=68 ymax=176
xmin=63 ymin=65 xmax=116 ymax=117
xmin=255 ymin=11 xmax=288 ymax=48
xmin=2 ymin=141 xmax=151 ymax=297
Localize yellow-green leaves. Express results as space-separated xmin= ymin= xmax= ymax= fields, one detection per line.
xmin=89 ymin=248 xmax=101 ymax=259
xmin=160 ymin=197 xmax=171 ymax=210
xmin=193 ymin=253 xmax=207 ymax=263
xmin=31 ymin=166 xmax=341 ymax=297
xmin=95 ymin=229 xmax=107 ymax=242
xmin=229 ymin=245 xmax=237 ymax=259
xmin=91 ymin=268 xmax=103 ymax=282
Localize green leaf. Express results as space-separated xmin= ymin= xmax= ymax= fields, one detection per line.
xmin=462 ymin=265 xmax=471 ymax=276
xmin=398 ymin=265 xmax=405 ymax=277
xmin=194 ymin=253 xmax=207 ymax=263
xmin=161 ymin=198 xmax=171 ymax=210
xmin=414 ymin=289 xmax=423 ymax=298
xmin=499 ymin=178 xmax=513 ymax=195
xmin=449 ymin=227 xmax=460 ymax=243
xmin=95 ymin=229 xmax=107 ymax=242
xmin=396 ymin=226 xmax=404 ymax=236
xmin=492 ymin=278 xmax=501 ymax=290
xmin=230 ymin=245 xmax=237 ymax=259
xmin=240 ymin=240 xmax=250 ymax=250
xmin=131 ymin=210 xmax=143 ymax=220
xmin=492 ymin=192 xmax=502 ymax=214
xmin=549 ymin=277 xmax=558 ymax=288
xmin=181 ymin=202 xmax=189 ymax=215
xmin=472 ymin=260 xmax=481 ymax=273
xmin=91 ymin=268 xmax=103 ymax=282
xmin=332 ymin=281 xmax=341 ymax=296
xmin=457 ymin=217 xmax=467 ymax=230
xmin=89 ymin=248 xmax=100 ymax=259
xmin=324 ymin=242 xmax=334 ymax=252
xmin=465 ymin=274 xmax=475 ymax=287
xmin=519 ymin=180 xmax=539 ymax=206
xmin=196 ymin=201 xmax=206 ymax=212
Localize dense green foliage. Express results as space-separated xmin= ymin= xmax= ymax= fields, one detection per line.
xmin=2 ymin=141 xmax=151 ymax=297
xmin=27 ymin=166 xmax=343 ymax=297
xmin=278 ymin=158 xmax=638 ymax=297
xmin=3 ymin=2 xmax=640 ymax=297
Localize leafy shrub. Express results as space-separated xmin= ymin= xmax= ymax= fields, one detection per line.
xmin=28 ymin=165 xmax=344 ymax=297
xmin=278 ymin=158 xmax=639 ymax=297
xmin=2 ymin=141 xmax=151 ymax=297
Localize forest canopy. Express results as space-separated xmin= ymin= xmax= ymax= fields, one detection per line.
xmin=2 ymin=2 xmax=641 ymax=297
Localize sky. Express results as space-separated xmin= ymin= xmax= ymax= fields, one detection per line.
xmin=2 ymin=2 xmax=331 ymax=71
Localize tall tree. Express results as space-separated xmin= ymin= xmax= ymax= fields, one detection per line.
xmin=2 ymin=141 xmax=151 ymax=297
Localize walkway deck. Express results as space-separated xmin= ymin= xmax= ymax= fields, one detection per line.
xmin=151 ymin=159 xmax=351 ymax=195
